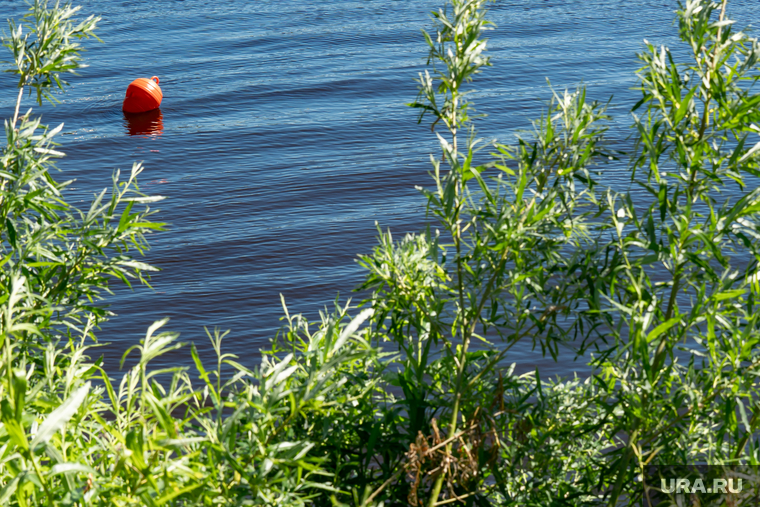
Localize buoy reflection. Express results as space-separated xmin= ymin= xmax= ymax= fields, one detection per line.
xmin=124 ymin=108 xmax=163 ymax=136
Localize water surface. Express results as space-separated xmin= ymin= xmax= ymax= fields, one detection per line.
xmin=1 ymin=0 xmax=757 ymax=377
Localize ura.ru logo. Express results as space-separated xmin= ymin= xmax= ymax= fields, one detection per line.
xmin=661 ymin=478 xmax=742 ymax=494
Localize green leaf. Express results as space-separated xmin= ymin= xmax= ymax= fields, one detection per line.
xmin=30 ymin=383 xmax=90 ymax=451
xmin=674 ymin=86 xmax=696 ymax=125
xmin=646 ymin=316 xmax=682 ymax=343
xmin=12 ymin=370 xmax=27 ymax=422
xmin=0 ymin=475 xmax=20 ymax=505
xmin=155 ymin=484 xmax=202 ymax=506
xmin=1 ymin=399 xmax=28 ymax=451
xmin=116 ymin=200 xmax=134 ymax=234
xmin=712 ymin=289 xmax=746 ymax=301
xmin=144 ymin=392 xmax=177 ymax=439
xmin=632 ymin=93 xmax=653 ymax=113
xmin=332 ymin=308 xmax=373 ymax=356
xmin=646 ymin=213 xmax=657 ymax=248
xmin=49 ymin=463 xmax=96 ymax=476
xmin=737 ymin=397 xmax=750 ymax=434
xmin=5 ymin=219 xmax=17 ymax=249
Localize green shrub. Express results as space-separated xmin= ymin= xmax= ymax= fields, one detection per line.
xmin=0 ymin=2 xmax=381 ymax=506
xmin=4 ymin=0 xmax=760 ymax=505
xmin=357 ymin=0 xmax=760 ymax=504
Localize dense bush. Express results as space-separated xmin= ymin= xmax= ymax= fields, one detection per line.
xmin=0 ymin=2 xmax=381 ymax=506
xmin=3 ymin=0 xmax=760 ymax=505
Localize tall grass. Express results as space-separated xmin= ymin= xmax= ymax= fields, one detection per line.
xmin=3 ymin=0 xmax=760 ymax=506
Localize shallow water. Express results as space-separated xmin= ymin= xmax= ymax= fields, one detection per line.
xmin=1 ymin=0 xmax=758 ymax=378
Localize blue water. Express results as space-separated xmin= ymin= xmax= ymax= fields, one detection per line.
xmin=2 ymin=0 xmax=758 ymax=377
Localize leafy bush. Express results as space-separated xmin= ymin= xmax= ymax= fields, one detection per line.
xmin=0 ymin=2 xmax=380 ymax=506
xmin=4 ymin=0 xmax=760 ymax=506
xmin=356 ymin=0 xmax=760 ymax=504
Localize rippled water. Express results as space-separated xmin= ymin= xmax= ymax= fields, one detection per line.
xmin=1 ymin=0 xmax=758 ymax=377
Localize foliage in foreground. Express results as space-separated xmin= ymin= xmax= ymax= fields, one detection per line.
xmin=4 ymin=0 xmax=760 ymax=506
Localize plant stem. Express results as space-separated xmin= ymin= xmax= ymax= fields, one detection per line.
xmin=11 ymin=86 xmax=24 ymax=131
xmin=428 ymin=89 xmax=464 ymax=507
xmin=0 ymin=86 xmax=25 ymax=207
xmin=695 ymin=0 xmax=728 ymax=143
xmin=29 ymin=451 xmax=55 ymax=507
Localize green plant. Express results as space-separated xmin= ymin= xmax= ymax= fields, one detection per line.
xmin=579 ymin=0 xmax=760 ymax=503
xmin=1 ymin=0 xmax=161 ymax=343
xmin=0 ymin=2 xmax=382 ymax=506
xmin=355 ymin=0 xmax=760 ymax=505
xmin=6 ymin=0 xmax=760 ymax=505
xmin=357 ymin=0 xmax=612 ymax=503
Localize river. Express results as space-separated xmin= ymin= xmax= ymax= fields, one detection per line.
xmin=1 ymin=0 xmax=758 ymax=377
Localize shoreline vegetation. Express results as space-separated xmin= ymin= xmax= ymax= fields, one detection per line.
xmin=3 ymin=0 xmax=760 ymax=505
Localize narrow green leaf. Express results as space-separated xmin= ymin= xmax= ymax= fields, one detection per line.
xmin=646 ymin=316 xmax=682 ymax=343
xmin=49 ymin=463 xmax=96 ymax=476
xmin=12 ymin=370 xmax=26 ymax=422
xmin=30 ymin=383 xmax=90 ymax=450
xmin=155 ymin=484 xmax=202 ymax=506
xmin=674 ymin=87 xmax=696 ymax=125
xmin=0 ymin=475 xmax=20 ymax=505
xmin=5 ymin=219 xmax=17 ymax=249
xmin=116 ymin=200 xmax=134 ymax=233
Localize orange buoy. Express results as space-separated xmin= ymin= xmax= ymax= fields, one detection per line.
xmin=122 ymin=76 xmax=162 ymax=114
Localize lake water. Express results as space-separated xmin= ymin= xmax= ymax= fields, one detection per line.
xmin=1 ymin=0 xmax=758 ymax=378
